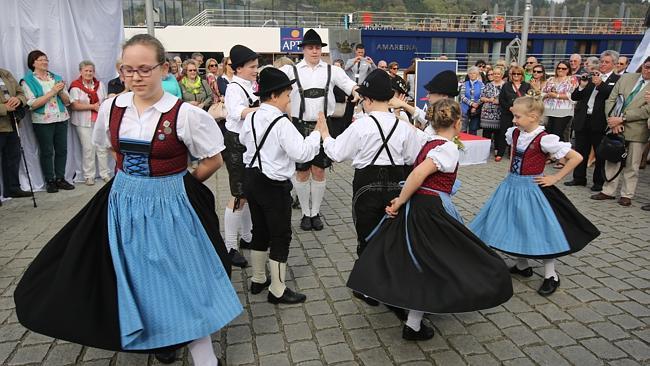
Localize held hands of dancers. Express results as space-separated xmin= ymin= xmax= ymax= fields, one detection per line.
xmin=385 ymin=197 xmax=403 ymax=218
xmin=315 ymin=111 xmax=330 ymax=139
xmin=534 ymin=149 xmax=583 ymax=187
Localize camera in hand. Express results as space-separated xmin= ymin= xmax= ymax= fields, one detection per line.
xmin=580 ymin=73 xmax=590 ymax=81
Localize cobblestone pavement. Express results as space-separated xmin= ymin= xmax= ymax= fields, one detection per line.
xmin=0 ymin=159 xmax=649 ymax=365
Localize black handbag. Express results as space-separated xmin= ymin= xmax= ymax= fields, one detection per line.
xmin=596 ymin=131 xmax=628 ymax=182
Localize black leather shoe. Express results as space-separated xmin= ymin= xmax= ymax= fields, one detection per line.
xmin=352 ymin=291 xmax=379 ymax=306
xmin=386 ymin=305 xmax=408 ymax=321
xmin=300 ymin=215 xmax=312 ymax=231
xmin=268 ymin=287 xmax=306 ymax=304
xmin=229 ymin=249 xmax=248 ymax=268
xmin=590 ymin=184 xmax=603 ymax=192
xmin=642 ymin=204 xmax=650 ymax=211
xmin=154 ymin=351 xmax=177 ymax=364
xmin=250 ymin=278 xmax=271 ymax=294
xmin=538 ymin=276 xmax=560 ymax=296
xmin=55 ymin=179 xmax=75 ymax=190
xmin=6 ymin=189 xmax=32 ymax=198
xmin=311 ymin=214 xmax=324 ymax=231
xmin=402 ymin=323 xmax=435 ymax=341
xmin=563 ymin=179 xmax=586 ymax=187
xmin=292 ymin=195 xmax=301 ymax=209
xmin=509 ymin=265 xmax=533 ymax=277
xmin=46 ymin=180 xmax=58 ymax=193
xmin=239 ymin=238 xmax=252 ymax=250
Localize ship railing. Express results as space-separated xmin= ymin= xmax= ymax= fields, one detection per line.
xmin=183 ymin=9 xmax=646 ymax=35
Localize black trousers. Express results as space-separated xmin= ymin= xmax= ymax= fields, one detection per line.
xmin=243 ymin=168 xmax=293 ymax=262
xmin=292 ymin=118 xmax=333 ymax=171
xmin=352 ymin=166 xmax=405 ymax=256
xmin=546 ymin=116 xmax=573 ymax=142
xmin=482 ymin=128 xmax=499 ymax=150
xmin=0 ymin=131 xmax=22 ymax=196
xmin=496 ymin=115 xmax=512 ymax=157
xmin=223 ymin=130 xmax=246 ymax=197
xmin=573 ymin=128 xmax=605 ymax=186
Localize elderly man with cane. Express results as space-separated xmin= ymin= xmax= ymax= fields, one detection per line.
xmin=0 ymin=67 xmax=35 ymax=207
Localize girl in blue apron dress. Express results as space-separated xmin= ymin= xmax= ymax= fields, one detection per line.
xmin=470 ymin=96 xmax=600 ymax=297
xmin=14 ymin=34 xmax=241 ymax=366
xmin=347 ymin=99 xmax=513 ymax=341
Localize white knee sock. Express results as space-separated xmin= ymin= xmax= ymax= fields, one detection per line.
xmin=269 ymin=259 xmax=287 ymax=297
xmin=516 ymin=258 xmax=530 ymax=270
xmin=239 ymin=203 xmax=253 ymax=243
xmin=406 ymin=310 xmax=424 ymax=331
xmin=310 ymin=179 xmax=327 ymax=217
xmin=224 ymin=207 xmax=242 ymax=252
xmin=543 ymin=259 xmax=557 ymax=279
xmin=294 ymin=179 xmax=311 ymax=217
xmin=250 ymin=250 xmax=268 ymax=284
xmin=188 ymin=336 xmax=218 ymax=366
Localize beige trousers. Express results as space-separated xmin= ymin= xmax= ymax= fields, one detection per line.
xmin=75 ymin=125 xmax=111 ymax=180
xmin=601 ymin=142 xmax=645 ymax=199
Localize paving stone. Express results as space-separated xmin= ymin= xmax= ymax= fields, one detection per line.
xmin=83 ymin=348 xmax=115 ymax=361
xmin=357 ymin=348 xmax=393 ymax=366
xmin=466 ymin=353 xmax=500 ymax=366
xmin=285 ymin=322 xmax=312 ymax=342
xmin=311 ymin=314 xmax=339 ymax=330
xmin=430 ymin=350 xmax=464 ymax=365
xmin=609 ymin=314 xmax=646 ymax=330
xmin=279 ymin=307 xmax=307 ymax=325
xmin=227 ymin=325 xmax=252 ymax=344
xmin=43 ymin=343 xmax=83 ymax=366
xmin=7 ymin=344 xmax=50 ymax=365
xmin=580 ymin=337 xmax=627 ymax=360
xmin=485 ymin=340 xmax=526 ymax=361
xmin=558 ymin=322 xmax=596 ymax=339
xmin=535 ymin=328 xmax=575 ymax=347
xmin=341 ymin=314 xmax=370 ymax=330
xmin=259 ymin=353 xmax=291 ymax=366
xmin=290 ymin=341 xmax=320 ymax=363
xmin=0 ymin=342 xmax=18 ymax=364
xmin=226 ymin=343 xmax=254 ymax=365
xmin=589 ymin=322 xmax=629 ymax=341
xmin=252 ymin=316 xmax=280 ymax=334
xmin=322 ymin=343 xmax=355 ymax=364
xmin=615 ymin=339 xmax=650 ymax=362
xmin=448 ymin=335 xmax=485 ymax=355
xmin=522 ymin=345 xmax=570 ymax=366
xmin=516 ymin=312 xmax=551 ymax=329
xmin=557 ymin=345 xmax=603 ymax=366
xmin=255 ymin=333 xmax=286 ymax=356
xmin=315 ymin=328 xmax=346 ymax=346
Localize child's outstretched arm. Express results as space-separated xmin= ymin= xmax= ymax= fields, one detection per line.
xmin=535 ymin=149 xmax=583 ymax=187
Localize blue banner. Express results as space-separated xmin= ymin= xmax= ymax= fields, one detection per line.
xmin=280 ymin=28 xmax=303 ymax=53
xmin=414 ymin=60 xmax=458 ymax=110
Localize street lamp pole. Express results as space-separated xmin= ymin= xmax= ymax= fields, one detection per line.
xmin=518 ymin=0 xmax=531 ymax=66
xmin=145 ymin=0 xmax=155 ymax=36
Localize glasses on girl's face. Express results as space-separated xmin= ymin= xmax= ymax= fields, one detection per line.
xmin=120 ymin=62 xmax=163 ymax=77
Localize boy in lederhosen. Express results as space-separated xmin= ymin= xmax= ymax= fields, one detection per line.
xmin=240 ymin=67 xmax=322 ymax=304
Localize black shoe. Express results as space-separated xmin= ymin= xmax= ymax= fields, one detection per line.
xmin=250 ymin=278 xmax=271 ymax=294
xmin=229 ymin=249 xmax=248 ymax=268
xmin=352 ymin=291 xmax=379 ymax=306
xmin=538 ymin=276 xmax=560 ymax=296
xmin=642 ymin=204 xmax=650 ymax=211
xmin=292 ymin=195 xmax=301 ymax=210
xmin=300 ymin=215 xmax=312 ymax=231
xmin=590 ymin=184 xmax=603 ymax=192
xmin=239 ymin=238 xmax=252 ymax=250
xmin=386 ymin=305 xmax=408 ymax=321
xmin=154 ymin=351 xmax=177 ymax=364
xmin=402 ymin=323 xmax=435 ymax=341
xmin=55 ymin=179 xmax=75 ymax=190
xmin=46 ymin=180 xmax=58 ymax=193
xmin=509 ymin=265 xmax=533 ymax=277
xmin=6 ymin=189 xmax=32 ymax=198
xmin=563 ymin=179 xmax=586 ymax=187
xmin=311 ymin=214 xmax=324 ymax=231
xmin=268 ymin=287 xmax=306 ymax=304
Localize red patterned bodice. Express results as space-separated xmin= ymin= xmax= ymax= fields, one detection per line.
xmin=510 ymin=128 xmax=547 ymax=176
xmin=414 ymin=139 xmax=458 ymax=195
xmin=108 ymin=98 xmax=188 ymax=176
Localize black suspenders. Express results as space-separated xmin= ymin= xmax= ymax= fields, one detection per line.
xmin=369 ymin=115 xmax=399 ymax=166
xmin=292 ymin=64 xmax=331 ymax=123
xmin=248 ymin=112 xmax=286 ymax=172
xmin=231 ymin=82 xmax=259 ymax=107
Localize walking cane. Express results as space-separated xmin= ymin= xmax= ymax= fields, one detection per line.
xmin=10 ymin=110 xmax=37 ymax=208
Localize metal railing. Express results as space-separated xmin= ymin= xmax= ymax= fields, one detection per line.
xmin=183 ymin=9 xmax=646 ymax=35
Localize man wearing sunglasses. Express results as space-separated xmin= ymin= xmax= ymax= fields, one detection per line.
xmin=616 ymin=56 xmax=630 ymax=76
xmin=567 ymin=50 xmax=621 ymax=192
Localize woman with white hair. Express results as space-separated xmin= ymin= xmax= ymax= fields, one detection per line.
xmin=69 ymin=60 xmax=110 ymax=185
xmin=459 ymin=66 xmax=484 ymax=135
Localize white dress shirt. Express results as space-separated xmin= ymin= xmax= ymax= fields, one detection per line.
xmin=506 ymin=126 xmax=571 ymax=160
xmin=93 ymin=92 xmax=225 ymax=159
xmin=323 ymin=111 xmax=424 ymax=169
xmin=586 ymin=70 xmax=613 ymax=114
xmin=225 ymin=75 xmax=258 ymax=133
xmin=240 ymin=103 xmax=321 ymax=181
xmin=281 ymin=60 xmax=357 ymax=122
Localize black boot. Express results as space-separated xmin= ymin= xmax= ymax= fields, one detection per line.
xmin=402 ymin=323 xmax=435 ymax=341
xmin=154 ymin=350 xmax=177 ymax=364
xmin=268 ymin=287 xmax=306 ymax=304
xmin=229 ymin=249 xmax=248 ymax=268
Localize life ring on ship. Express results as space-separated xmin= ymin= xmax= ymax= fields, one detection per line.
xmin=493 ymin=16 xmax=505 ymax=31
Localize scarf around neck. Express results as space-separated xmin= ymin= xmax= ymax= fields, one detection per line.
xmin=181 ymin=76 xmax=203 ymax=95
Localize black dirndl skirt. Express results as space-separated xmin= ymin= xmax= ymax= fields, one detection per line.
xmin=347 ymin=194 xmax=513 ymax=314
xmin=13 ymin=173 xmax=231 ymax=353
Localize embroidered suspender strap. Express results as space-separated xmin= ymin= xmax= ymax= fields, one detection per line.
xmin=324 ymin=64 xmax=331 ymax=117
xmin=292 ymin=65 xmax=305 ymax=123
xmin=231 ymin=82 xmax=257 ymax=107
xmin=369 ymin=115 xmax=399 ymax=166
xmin=248 ymin=113 xmax=286 ymax=171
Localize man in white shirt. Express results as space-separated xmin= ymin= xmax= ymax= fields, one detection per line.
xmin=280 ymin=29 xmax=358 ymax=231
xmin=240 ymin=67 xmax=321 ymax=304
xmin=344 ymin=44 xmax=376 ymax=84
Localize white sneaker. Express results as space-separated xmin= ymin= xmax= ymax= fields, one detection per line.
xmin=102 ymin=176 xmax=111 ymax=183
xmin=85 ymin=178 xmax=95 ymax=186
